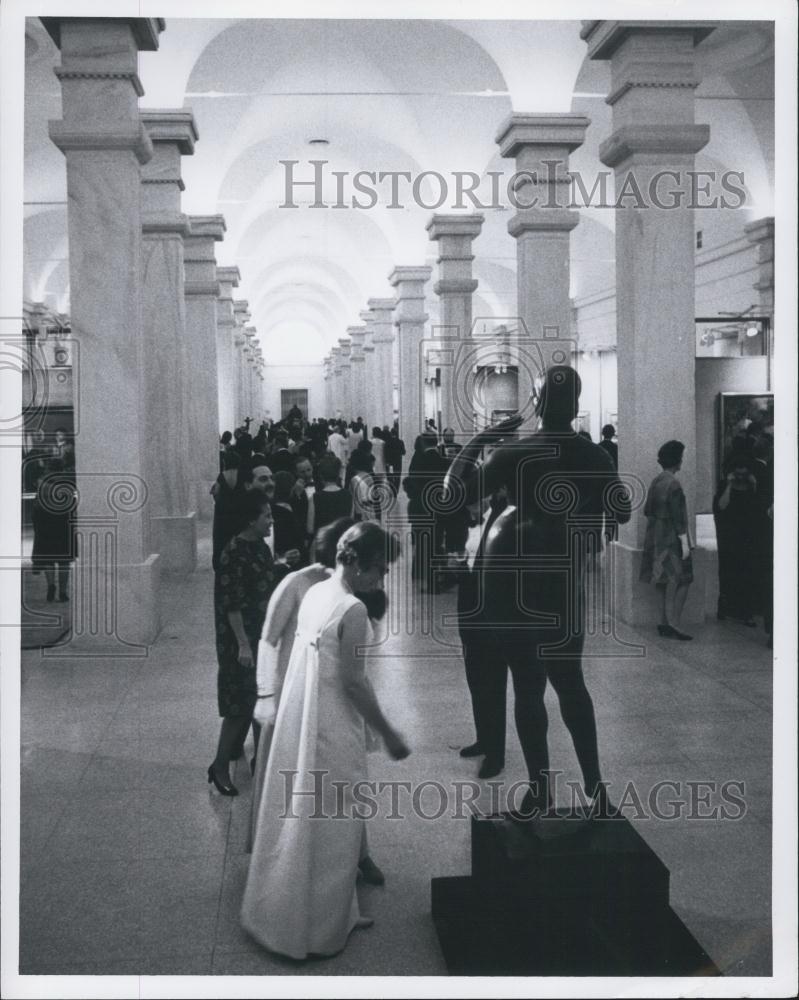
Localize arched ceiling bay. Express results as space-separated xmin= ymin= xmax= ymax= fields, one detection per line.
xmin=23 ymin=17 xmax=775 ymax=365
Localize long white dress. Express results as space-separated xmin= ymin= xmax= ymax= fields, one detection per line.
xmin=241 ymin=577 xmax=370 ymax=959
xmin=247 ymin=564 xmax=331 ymax=853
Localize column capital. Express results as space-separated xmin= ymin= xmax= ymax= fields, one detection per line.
xmin=599 ymin=123 xmax=709 ymax=168
xmin=580 ymin=20 xmax=716 ymax=61
xmin=389 ymin=265 xmax=432 ymax=289
xmin=367 ymin=297 xmax=396 ymax=312
xmin=583 ymin=21 xmax=716 ymax=118
xmin=495 ymin=113 xmax=590 ymax=159
xmin=48 ymin=121 xmax=152 ymax=164
xmin=140 ymin=109 xmax=198 ymax=156
xmin=347 ymin=327 xmax=366 ymax=360
xmin=217 ymin=265 xmax=240 ymax=286
xmin=426 ymin=213 xmax=485 ymax=242
xmin=744 ymin=216 xmax=775 ymax=246
xmin=187 ymin=215 xmax=226 ymax=241
xmin=42 ymin=17 xmax=165 ymax=52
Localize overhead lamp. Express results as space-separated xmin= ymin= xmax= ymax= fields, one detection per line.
xmin=308 ymin=138 xmax=330 ymax=146
xmin=745 ymin=324 xmax=760 ymax=338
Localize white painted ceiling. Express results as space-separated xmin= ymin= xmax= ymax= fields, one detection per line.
xmin=23 ymin=18 xmax=774 ymax=364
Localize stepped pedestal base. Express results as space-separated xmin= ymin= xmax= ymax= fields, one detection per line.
xmin=430 ymin=812 xmax=720 ymax=976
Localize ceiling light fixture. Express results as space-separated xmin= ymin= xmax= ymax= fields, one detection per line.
xmin=308 ymin=138 xmax=330 ymax=146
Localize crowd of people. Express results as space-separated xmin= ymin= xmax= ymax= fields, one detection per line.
xmin=207 ymin=373 xmax=638 ymax=959
xmin=21 ymin=374 xmax=773 ymax=962
xmin=204 ymin=374 xmax=775 ymax=961
xmin=210 ymin=406 xmax=412 ymax=956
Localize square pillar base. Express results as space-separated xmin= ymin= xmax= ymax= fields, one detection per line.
xmin=189 ymin=481 xmax=216 ymax=522
xmin=44 ymin=554 xmax=162 ymax=657
xmin=151 ymin=512 xmax=198 ymax=573
xmin=609 ymin=542 xmax=709 ymax=627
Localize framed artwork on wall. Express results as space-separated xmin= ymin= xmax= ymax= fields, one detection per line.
xmin=717 ymin=391 xmax=774 ymax=480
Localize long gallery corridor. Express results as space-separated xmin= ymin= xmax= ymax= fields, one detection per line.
xmin=3 ymin=7 xmax=794 ymax=994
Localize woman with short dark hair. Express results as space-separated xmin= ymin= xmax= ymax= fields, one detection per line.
xmin=640 ymin=439 xmax=694 ymax=640
xmin=209 ymin=491 xmax=287 ymax=796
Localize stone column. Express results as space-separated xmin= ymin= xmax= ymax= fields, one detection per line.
xmin=322 ymin=356 xmax=332 ymax=416
xmin=259 ymin=357 xmax=267 ymax=421
xmin=233 ymin=300 xmax=250 ymax=425
xmin=426 ymin=214 xmax=483 ymax=434
xmin=337 ymin=337 xmax=352 ymax=420
xmin=745 ymin=216 xmax=775 ymax=385
xmin=45 ymin=16 xmax=164 ymax=647
xmin=496 ymin=114 xmax=589 ymax=429
xmin=330 ymin=346 xmax=342 ymax=417
xmin=362 ymin=342 xmax=377 ymax=431
xmin=368 ymin=298 xmax=396 ymax=429
xmin=389 ymin=266 xmax=432 ymax=453
xmin=183 ymin=215 xmax=224 ymax=523
xmin=250 ymin=336 xmax=262 ymax=421
xmin=358 ymin=310 xmax=377 ymax=430
xmin=584 ymin=19 xmax=713 ymax=624
xmin=140 ymin=110 xmax=198 ymax=568
xmin=243 ymin=327 xmax=256 ymax=421
xmin=215 ymin=266 xmax=240 ymax=435
xmin=347 ymin=326 xmax=367 ymax=426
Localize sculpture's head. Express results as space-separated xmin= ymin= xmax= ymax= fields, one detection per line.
xmin=535 ymin=365 xmax=581 ymax=429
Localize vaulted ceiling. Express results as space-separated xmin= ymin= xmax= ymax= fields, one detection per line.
xmin=23 ymin=18 xmax=774 ymax=363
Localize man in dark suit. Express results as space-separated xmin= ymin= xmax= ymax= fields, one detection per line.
xmin=454 ymin=487 xmax=509 ymax=779
xmin=404 ymin=430 xmax=449 ymax=591
xmin=445 ymin=366 xmax=631 ymax=813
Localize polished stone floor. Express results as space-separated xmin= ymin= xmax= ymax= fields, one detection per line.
xmin=17 ymin=525 xmax=773 ymax=978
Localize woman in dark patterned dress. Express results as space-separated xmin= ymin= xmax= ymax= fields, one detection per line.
xmin=209 ymin=491 xmax=287 ymax=796
xmin=639 ymin=439 xmax=694 ymax=640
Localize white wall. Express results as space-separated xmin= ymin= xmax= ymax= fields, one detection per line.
xmin=262 ymin=364 xmax=325 ymax=421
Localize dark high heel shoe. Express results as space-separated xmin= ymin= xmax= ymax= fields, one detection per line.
xmin=207 ymin=764 xmax=238 ymax=796
xmin=459 ymin=742 xmax=483 ymax=758
xmin=58 ymin=591 xmax=69 ymax=602
xmin=657 ymin=624 xmax=674 ymax=637
xmin=46 ymin=584 xmax=56 ymax=602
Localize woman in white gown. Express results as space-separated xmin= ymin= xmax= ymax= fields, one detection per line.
xmin=247 ymin=516 xmax=353 ymax=851
xmin=241 ymin=522 xmax=408 ymax=959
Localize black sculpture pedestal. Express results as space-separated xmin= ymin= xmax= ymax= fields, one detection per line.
xmin=431 ymin=812 xmax=720 ymax=976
